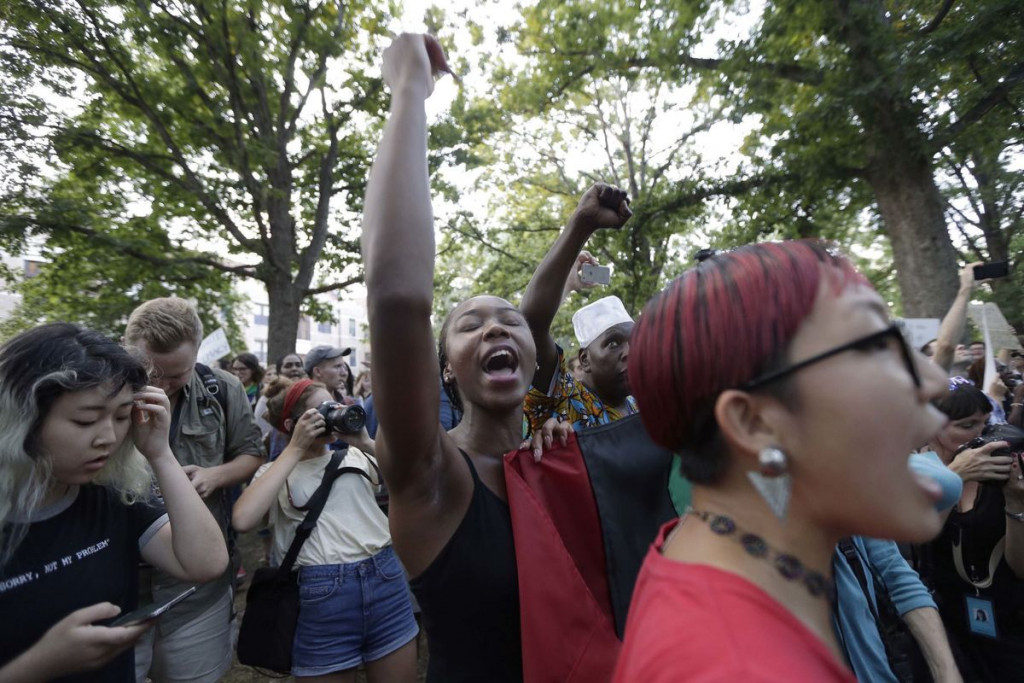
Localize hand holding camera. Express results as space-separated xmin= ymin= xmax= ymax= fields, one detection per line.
xmin=290 ymin=408 xmax=328 ymax=450
xmin=952 ymin=423 xmax=1024 ymax=484
xmin=950 ymin=440 xmax=1013 ymax=483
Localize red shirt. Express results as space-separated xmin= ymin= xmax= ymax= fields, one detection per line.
xmin=613 ymin=521 xmax=856 ymax=683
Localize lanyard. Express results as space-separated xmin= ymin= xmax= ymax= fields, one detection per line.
xmin=952 ymin=527 xmax=1005 ymax=589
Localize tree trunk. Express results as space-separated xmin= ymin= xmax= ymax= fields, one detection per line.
xmin=834 ymin=0 xmax=961 ymax=318
xmin=265 ymin=272 xmax=301 ymax=364
xmin=866 ymin=150 xmax=960 ymax=318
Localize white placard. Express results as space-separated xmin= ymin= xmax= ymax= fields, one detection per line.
xmin=980 ymin=306 xmax=996 ymax=393
xmin=967 ymin=303 xmax=1022 ymax=352
xmin=901 ymin=318 xmax=940 ymax=350
xmin=197 ymin=328 xmax=231 ymax=366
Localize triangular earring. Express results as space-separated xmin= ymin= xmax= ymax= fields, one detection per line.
xmin=747 ymin=471 xmax=791 ymax=520
xmin=748 ymin=446 xmax=791 ymax=520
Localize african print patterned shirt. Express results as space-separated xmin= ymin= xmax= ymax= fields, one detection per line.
xmin=524 ymin=346 xmax=638 ymax=435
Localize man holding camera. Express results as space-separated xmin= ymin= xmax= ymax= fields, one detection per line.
xmin=124 ymin=297 xmax=265 ymax=683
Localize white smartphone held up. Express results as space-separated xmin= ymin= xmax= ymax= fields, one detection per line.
xmin=580 ymin=263 xmax=611 ymax=286
xmin=109 ymin=585 xmax=197 ymax=627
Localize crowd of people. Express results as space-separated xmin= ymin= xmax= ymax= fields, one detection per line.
xmin=1 ymin=33 xmax=1023 ymax=683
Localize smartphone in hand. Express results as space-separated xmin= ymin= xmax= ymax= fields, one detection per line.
xmin=109 ymin=586 xmax=197 ymax=627
xmin=974 ymin=261 xmax=1009 ymax=280
xmin=580 ymin=263 xmax=611 ymax=286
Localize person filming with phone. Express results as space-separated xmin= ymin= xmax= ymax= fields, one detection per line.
xmin=521 ymin=184 xmax=637 ymax=440
xmin=0 ymin=324 xmax=227 ymax=682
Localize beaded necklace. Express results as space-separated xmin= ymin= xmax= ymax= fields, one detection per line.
xmin=686 ymin=507 xmax=836 ymax=602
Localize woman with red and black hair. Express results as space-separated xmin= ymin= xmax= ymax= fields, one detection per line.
xmin=613 ymin=242 xmax=950 ymax=681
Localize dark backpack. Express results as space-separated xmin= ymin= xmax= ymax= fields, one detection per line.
xmin=194 ymin=362 xmax=229 ymax=417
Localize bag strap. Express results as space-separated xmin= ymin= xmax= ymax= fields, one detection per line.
xmin=838 ymin=538 xmax=882 ymax=623
xmin=286 ymin=448 xmax=381 ymax=511
xmin=194 ymin=362 xmax=234 ymax=532
xmin=194 ymin=362 xmax=230 ymax=417
xmin=277 ymin=451 xmax=345 ymax=576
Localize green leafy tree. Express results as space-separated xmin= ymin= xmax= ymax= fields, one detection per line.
xmin=0 ymin=0 xmax=395 ymax=358
xmin=490 ymin=0 xmax=1024 ymax=318
xmin=435 ymin=67 xmax=734 ymax=339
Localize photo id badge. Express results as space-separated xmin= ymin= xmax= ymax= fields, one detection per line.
xmin=964 ymin=595 xmax=998 ymax=639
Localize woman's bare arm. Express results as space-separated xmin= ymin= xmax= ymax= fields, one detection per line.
xmin=361 ymin=35 xmax=452 ymax=499
xmin=933 ymin=264 xmax=979 ymax=373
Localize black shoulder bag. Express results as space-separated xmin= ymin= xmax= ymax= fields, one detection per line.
xmin=236 ymin=451 xmax=345 ymax=675
xmin=838 ymin=538 xmax=932 ymax=683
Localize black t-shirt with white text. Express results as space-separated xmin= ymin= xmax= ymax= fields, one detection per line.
xmin=0 ymin=484 xmax=166 ymax=682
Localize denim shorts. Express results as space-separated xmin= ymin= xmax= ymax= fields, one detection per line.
xmin=291 ymin=546 xmax=419 ymax=676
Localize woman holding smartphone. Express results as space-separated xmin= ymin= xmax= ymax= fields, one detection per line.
xmin=0 ymin=323 xmax=227 ymax=682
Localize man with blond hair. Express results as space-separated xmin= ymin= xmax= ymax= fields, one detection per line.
xmin=125 ymin=297 xmax=264 ymax=683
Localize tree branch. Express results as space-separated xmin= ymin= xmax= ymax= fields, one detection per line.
xmin=920 ymin=0 xmax=957 ymax=35
xmin=296 ymin=91 xmax=340 ymax=291
xmin=31 ymin=220 xmax=258 ymax=277
xmin=62 ymin=0 xmax=260 ymax=253
xmin=942 ymin=59 xmax=1024 ymax=140
xmin=645 ymin=172 xmax=800 ymax=220
xmin=303 ymin=275 xmax=365 ymax=296
xmin=626 ymin=52 xmax=825 ymax=86
xmin=445 ymin=224 xmax=533 ymax=268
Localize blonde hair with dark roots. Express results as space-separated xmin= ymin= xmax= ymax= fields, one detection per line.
xmin=124 ymin=297 xmax=204 ymax=352
xmin=0 ymin=324 xmax=153 ymax=569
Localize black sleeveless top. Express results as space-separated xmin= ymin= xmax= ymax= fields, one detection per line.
xmin=409 ymin=450 xmax=522 ymax=682
xmin=922 ymin=484 xmax=1024 ymax=680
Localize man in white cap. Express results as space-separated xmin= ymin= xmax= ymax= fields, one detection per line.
xmin=520 ymin=183 xmax=636 ymax=439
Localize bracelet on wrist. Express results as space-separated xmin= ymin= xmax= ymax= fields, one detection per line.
xmin=1007 ymin=509 xmax=1024 ymax=522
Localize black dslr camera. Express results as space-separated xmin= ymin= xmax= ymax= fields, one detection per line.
xmin=957 ymin=423 xmax=1024 ymax=459
xmin=316 ymin=401 xmax=366 ymax=434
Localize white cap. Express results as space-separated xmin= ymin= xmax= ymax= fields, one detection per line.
xmin=572 ymin=295 xmax=633 ymax=349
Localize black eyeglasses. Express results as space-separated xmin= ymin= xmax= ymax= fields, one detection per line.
xmin=739 ymin=324 xmax=921 ymax=392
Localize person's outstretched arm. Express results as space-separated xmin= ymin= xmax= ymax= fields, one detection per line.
xmin=362 ymin=34 xmax=452 ymax=498
xmin=520 ymin=184 xmax=631 ymax=391
xmin=933 ymin=263 xmax=980 ymax=373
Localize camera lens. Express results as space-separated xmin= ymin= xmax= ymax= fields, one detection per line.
xmin=334 ymin=404 xmax=366 ymax=433
xmin=316 ymin=401 xmax=366 ymax=434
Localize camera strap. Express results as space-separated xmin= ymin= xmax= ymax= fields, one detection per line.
xmin=278 ymin=450 xmax=345 ymax=573
xmin=952 ymin=527 xmax=1005 ymax=589
xmin=286 ymin=448 xmax=381 ymax=511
